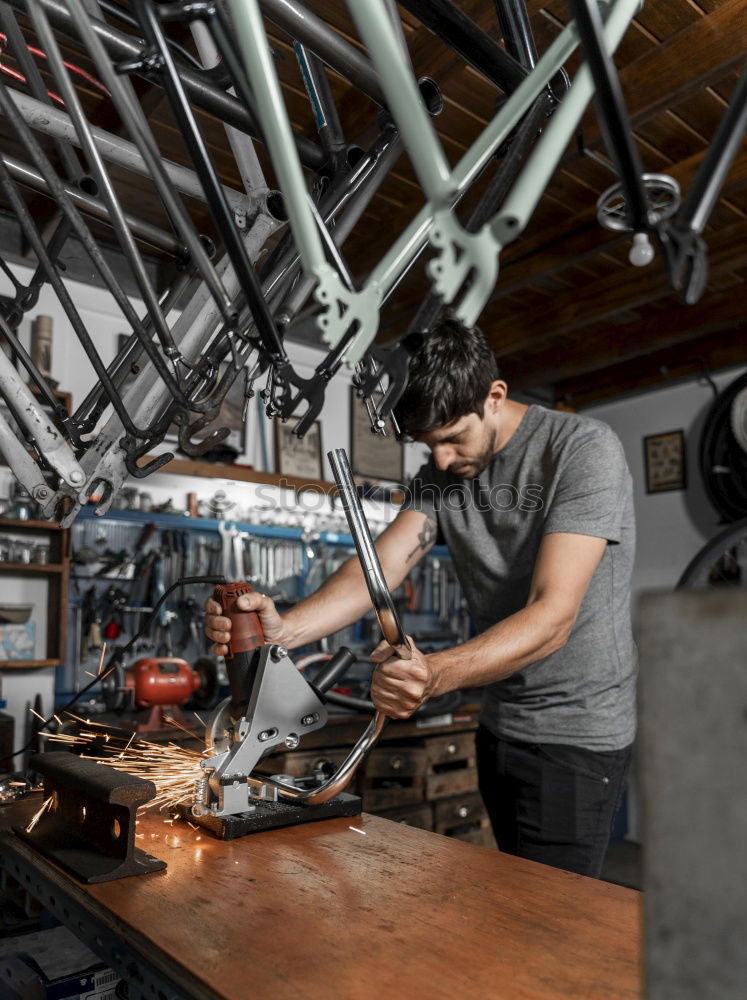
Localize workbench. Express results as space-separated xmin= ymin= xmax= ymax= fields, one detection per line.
xmin=0 ymin=798 xmax=641 ymax=1000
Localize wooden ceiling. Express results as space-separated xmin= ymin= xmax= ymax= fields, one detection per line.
xmin=1 ymin=0 xmax=746 ymax=409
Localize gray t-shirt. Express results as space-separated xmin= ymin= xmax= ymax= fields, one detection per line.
xmin=405 ymin=404 xmax=636 ymax=751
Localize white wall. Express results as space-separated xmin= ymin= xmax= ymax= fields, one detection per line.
xmin=585 ymin=365 xmax=747 ymax=604
xmin=585 ymin=366 xmax=747 ymax=843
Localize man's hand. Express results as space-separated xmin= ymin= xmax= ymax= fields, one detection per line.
xmin=370 ymin=637 xmax=436 ymax=719
xmin=204 ymin=591 xmax=288 ymax=657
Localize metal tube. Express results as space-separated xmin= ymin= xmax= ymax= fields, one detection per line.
xmin=294 ymin=43 xmax=345 ymax=158
xmin=493 ymin=0 xmax=539 ymax=70
xmin=0 ymin=149 xmax=166 ymax=440
xmin=397 ymin=0 xmax=527 ymax=94
xmin=229 ymin=0 xmax=329 ymax=273
xmin=675 ymin=63 xmax=747 ymax=236
xmin=190 ymin=18 xmax=267 ymax=201
xmin=407 ymin=91 xmax=552 ymax=334
xmin=0 ymin=71 xmax=201 ymax=417
xmin=261 ymin=126 xmax=399 ymax=304
xmin=130 ymin=0 xmax=288 ymax=365
xmin=0 ymin=1 xmax=80 ymax=180
xmin=0 ymin=340 xmax=86 ymax=487
xmin=72 ymin=271 xmax=193 ymax=431
xmin=366 ymin=14 xmax=581 ymax=299
xmin=0 ymin=310 xmax=63 ymax=417
xmin=2 ymin=154 xmax=181 ymax=254
xmin=492 ymin=0 xmax=640 ymax=243
xmin=346 ymin=1 xmax=452 ymax=200
xmin=65 ymin=210 xmax=283 ymax=524
xmin=5 ymin=0 xmax=325 ymax=171
xmin=382 ymin=0 xmax=414 ymax=71
xmin=62 ymin=0 xmax=234 ymax=324
xmin=262 ymin=711 xmax=387 ymax=804
xmin=278 ymin=130 xmax=403 ymax=320
xmin=30 ymin=1 xmax=177 ymax=357
xmin=328 ymin=448 xmax=410 ymax=653
xmin=0 ymin=405 xmax=58 ymax=514
xmin=564 ymin=0 xmax=648 ymax=232
xmin=1 ymin=89 xmax=247 ymax=212
xmin=259 ymin=0 xmax=387 ymax=107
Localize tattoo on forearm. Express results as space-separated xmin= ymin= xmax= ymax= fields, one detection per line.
xmin=406 ymin=516 xmax=437 ymax=561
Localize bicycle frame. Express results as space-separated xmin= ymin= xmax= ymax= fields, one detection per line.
xmin=227 ymin=0 xmax=637 ymax=368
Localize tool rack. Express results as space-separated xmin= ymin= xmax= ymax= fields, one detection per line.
xmin=62 ymin=506 xmax=465 ymax=706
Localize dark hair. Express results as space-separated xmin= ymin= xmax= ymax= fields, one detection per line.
xmin=394 ymin=316 xmax=499 ymax=436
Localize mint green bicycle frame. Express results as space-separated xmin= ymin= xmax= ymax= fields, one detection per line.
xmin=228 ymin=0 xmax=640 ymax=361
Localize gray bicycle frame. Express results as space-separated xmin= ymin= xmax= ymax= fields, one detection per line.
xmin=229 ymin=0 xmax=638 ymax=365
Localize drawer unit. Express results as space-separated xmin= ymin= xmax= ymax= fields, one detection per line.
xmin=435 ymin=792 xmax=495 ymax=847
xmin=376 ymin=803 xmax=434 ymax=831
xmin=254 ymin=747 xmax=351 ymax=780
xmin=423 ymin=732 xmax=478 ymax=800
xmin=359 ymin=744 xmax=427 ymax=809
xmin=424 ymin=732 xmax=475 ymax=768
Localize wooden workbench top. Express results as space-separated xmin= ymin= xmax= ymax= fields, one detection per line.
xmin=1 ymin=800 xmax=641 ymax=1000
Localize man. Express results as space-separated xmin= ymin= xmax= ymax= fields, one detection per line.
xmin=205 ymin=317 xmax=636 ymax=878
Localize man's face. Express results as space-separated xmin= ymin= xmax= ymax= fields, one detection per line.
xmin=418 ymin=410 xmax=499 ymax=478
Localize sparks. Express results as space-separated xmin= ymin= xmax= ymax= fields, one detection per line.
xmin=47 ymin=727 xmax=206 ymax=814
xmin=29 ymin=707 xmax=45 ymax=723
xmin=348 ymin=826 xmax=366 ymax=836
xmin=162 ymin=714 xmax=196 ymax=739
xmin=97 ymin=642 xmax=108 ymax=676
xmin=25 ymin=794 xmax=54 ymax=833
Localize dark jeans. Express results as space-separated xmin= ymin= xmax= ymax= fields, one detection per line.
xmin=475 ymin=725 xmax=632 ymax=878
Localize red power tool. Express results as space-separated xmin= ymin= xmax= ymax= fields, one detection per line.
xmin=212 ymin=582 xmax=265 ymax=723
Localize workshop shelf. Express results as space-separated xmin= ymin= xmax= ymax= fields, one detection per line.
xmin=0 ymin=563 xmax=65 ymax=575
xmin=0 ymin=518 xmax=70 ymax=671
xmin=0 ymin=659 xmax=62 ymax=669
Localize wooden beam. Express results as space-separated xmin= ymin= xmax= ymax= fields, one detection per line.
xmin=506 ymin=288 xmax=747 ymax=390
xmin=489 ymin=218 xmax=747 ymax=357
xmin=552 ymin=327 xmax=747 ymax=409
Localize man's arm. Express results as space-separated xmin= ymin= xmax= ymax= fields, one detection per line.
xmin=371 ymin=531 xmax=607 ymax=718
xmin=205 ymin=508 xmax=438 ymax=654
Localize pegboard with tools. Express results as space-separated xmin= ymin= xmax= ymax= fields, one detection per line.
xmin=62 ymin=507 xmax=469 ymax=720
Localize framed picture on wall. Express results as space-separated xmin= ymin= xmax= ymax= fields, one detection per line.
xmin=350 ymin=388 xmax=404 ymax=482
xmin=643 ymin=429 xmax=686 ymax=493
xmin=275 ymin=420 xmax=323 ymax=480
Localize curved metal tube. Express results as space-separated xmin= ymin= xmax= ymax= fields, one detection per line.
xmin=258 ymin=447 xmax=410 ymax=805
xmin=263 ymin=711 xmax=386 ymax=805
xmin=328 ymin=448 xmax=411 ymax=654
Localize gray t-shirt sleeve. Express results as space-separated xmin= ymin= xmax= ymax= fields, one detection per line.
xmin=542 ymin=425 xmax=627 ymax=543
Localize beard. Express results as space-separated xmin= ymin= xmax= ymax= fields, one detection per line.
xmin=448 ymin=426 xmax=500 ymax=478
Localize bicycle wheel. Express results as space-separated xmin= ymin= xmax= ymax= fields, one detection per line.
xmin=676 ymin=517 xmax=747 ymax=587
xmin=699 ymin=371 xmax=747 ymax=522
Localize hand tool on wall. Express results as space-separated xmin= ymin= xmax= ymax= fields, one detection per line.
xmin=102 ymin=584 xmax=128 ymax=640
